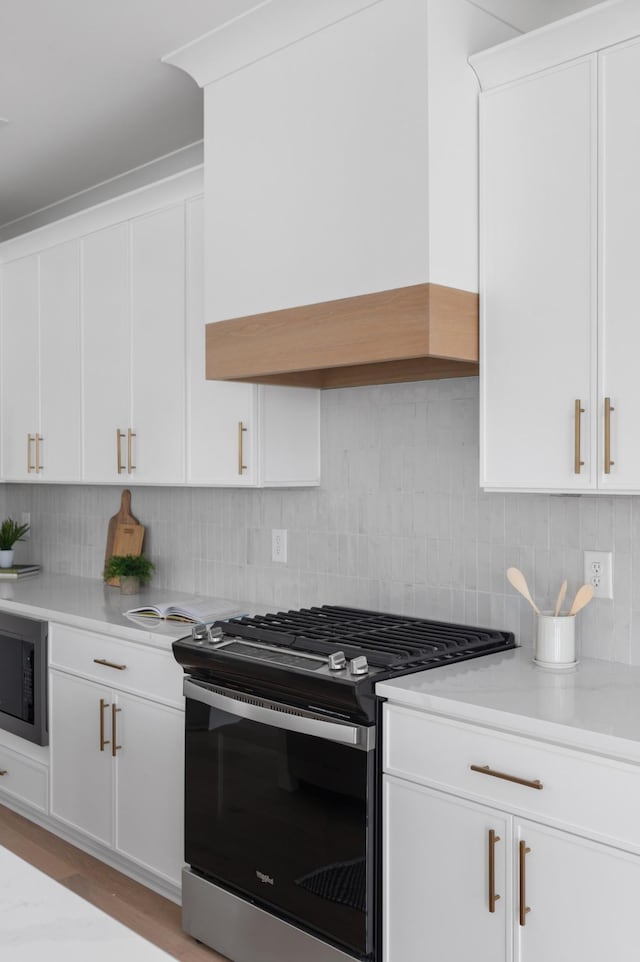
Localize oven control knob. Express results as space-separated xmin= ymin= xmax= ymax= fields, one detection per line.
xmin=192 ymin=623 xmax=208 ymax=643
xmin=328 ymin=651 xmax=347 ymax=671
xmin=349 ymin=655 xmax=369 ymax=676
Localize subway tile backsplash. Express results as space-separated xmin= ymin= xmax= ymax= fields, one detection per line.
xmin=4 ymin=377 xmax=640 ymax=664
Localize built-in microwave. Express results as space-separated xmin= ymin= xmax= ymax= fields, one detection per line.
xmin=0 ymin=612 xmax=48 ymax=746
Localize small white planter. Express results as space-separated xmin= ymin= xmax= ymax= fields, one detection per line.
xmin=0 ymin=549 xmax=14 ymax=569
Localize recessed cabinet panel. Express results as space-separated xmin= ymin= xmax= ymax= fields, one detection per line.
xmin=1 ymin=255 xmax=39 ymax=481
xmin=130 ymin=205 xmax=186 ymax=484
xmin=39 ymin=241 xmax=82 ymax=481
xmin=82 ymin=224 xmax=131 ymax=482
xmin=599 ymin=37 xmax=640 ymax=491
xmin=480 ymin=58 xmax=596 ymax=491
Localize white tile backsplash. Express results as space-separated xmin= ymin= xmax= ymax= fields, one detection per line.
xmin=4 ymin=376 xmax=640 ymax=663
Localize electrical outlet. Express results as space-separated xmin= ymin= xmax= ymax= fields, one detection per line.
xmin=272 ymin=529 xmax=287 ymax=563
xmin=583 ymin=550 xmax=613 ymax=599
xmin=21 ymin=512 xmax=30 ymax=540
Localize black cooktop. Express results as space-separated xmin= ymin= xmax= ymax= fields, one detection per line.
xmin=173 ymin=605 xmax=516 ymax=724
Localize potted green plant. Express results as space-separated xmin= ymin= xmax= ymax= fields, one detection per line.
xmin=103 ymin=554 xmax=154 ymax=595
xmin=0 ymin=517 xmax=30 ymax=568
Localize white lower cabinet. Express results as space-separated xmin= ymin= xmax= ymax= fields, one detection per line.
xmin=383 ymin=704 xmax=640 ymax=962
xmin=49 ymin=668 xmax=184 ymax=888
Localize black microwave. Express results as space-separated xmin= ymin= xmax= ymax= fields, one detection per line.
xmin=0 ymin=612 xmax=48 ymax=746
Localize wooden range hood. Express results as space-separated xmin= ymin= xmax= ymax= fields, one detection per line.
xmin=205 ymin=282 xmax=479 ymax=390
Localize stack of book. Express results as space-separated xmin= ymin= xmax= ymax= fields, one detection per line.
xmin=0 ymin=564 xmax=41 ymax=580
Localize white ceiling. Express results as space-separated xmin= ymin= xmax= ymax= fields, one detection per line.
xmin=0 ymin=0 xmax=606 ymax=237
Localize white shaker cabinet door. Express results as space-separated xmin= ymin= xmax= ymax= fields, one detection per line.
xmin=49 ymin=670 xmax=113 ymax=847
xmin=599 ymin=37 xmax=640 ymax=491
xmin=130 ymin=205 xmax=186 ymax=484
xmin=516 ymin=819 xmax=640 ymax=962
xmin=383 ymin=776 xmax=509 ymax=962
xmin=480 ymin=57 xmax=596 ymax=491
xmin=39 ymin=240 xmax=82 ymax=481
xmin=185 ymin=196 xmax=257 ymax=486
xmin=1 ymin=255 xmax=39 ymax=480
xmin=114 ymin=691 xmax=184 ymax=887
xmin=82 ymin=223 xmax=131 ymax=482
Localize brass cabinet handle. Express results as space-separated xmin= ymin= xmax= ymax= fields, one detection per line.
xmin=99 ymin=698 xmax=110 ymax=751
xmin=574 ymin=399 xmax=585 ymax=474
xmin=488 ymin=829 xmax=501 ymax=913
xmin=127 ymin=428 xmax=136 ymax=472
xmin=604 ymin=397 xmax=615 ymax=474
xmin=470 ymin=765 xmax=543 ymax=791
xmin=111 ymin=704 xmax=122 ymax=757
xmin=238 ymin=421 xmax=247 ymax=475
xmin=35 ymin=433 xmax=43 ymax=472
xmin=27 ymin=434 xmax=36 ymax=473
xmin=519 ymin=840 xmax=531 ymax=926
xmin=116 ymin=429 xmax=126 ymax=474
xmin=94 ymin=658 xmax=127 ymax=671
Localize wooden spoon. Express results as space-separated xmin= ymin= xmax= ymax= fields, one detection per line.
xmin=506 ymin=567 xmax=540 ymax=615
xmin=568 ymin=583 xmax=595 ymax=617
xmin=553 ymin=580 xmax=568 ymax=617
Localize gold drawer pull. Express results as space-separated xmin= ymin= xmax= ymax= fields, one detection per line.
xmin=488 ymin=829 xmax=501 ymax=913
xmin=238 ymin=421 xmax=247 ymax=475
xmin=112 ymin=704 xmax=122 ymax=757
xmin=604 ymin=396 xmax=615 ymax=474
xmin=470 ymin=765 xmax=543 ymax=791
xmin=35 ymin=433 xmax=43 ymax=472
xmin=574 ymin=399 xmax=585 ymax=474
xmin=27 ymin=434 xmax=36 ymax=473
xmin=116 ymin=429 xmax=126 ymax=474
xmin=127 ymin=428 xmax=136 ymax=472
xmin=519 ymin=840 xmax=531 ymax=926
xmin=99 ymin=698 xmax=110 ymax=751
xmin=94 ymin=658 xmax=127 ymax=671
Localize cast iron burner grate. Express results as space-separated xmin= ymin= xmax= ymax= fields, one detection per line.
xmin=214 ymin=605 xmax=514 ymax=670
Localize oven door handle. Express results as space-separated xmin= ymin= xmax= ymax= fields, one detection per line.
xmin=183 ymin=678 xmax=375 ymax=751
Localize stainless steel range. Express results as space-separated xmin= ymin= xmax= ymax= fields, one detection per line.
xmin=172 ymin=605 xmax=515 ymax=962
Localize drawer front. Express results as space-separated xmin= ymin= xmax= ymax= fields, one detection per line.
xmin=384 ymin=703 xmax=640 ymax=851
xmin=49 ymin=623 xmax=183 ymax=706
xmin=0 ymin=746 xmax=47 ymax=812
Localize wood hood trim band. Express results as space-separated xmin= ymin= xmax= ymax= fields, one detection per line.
xmin=205 ymin=282 xmax=479 ymax=389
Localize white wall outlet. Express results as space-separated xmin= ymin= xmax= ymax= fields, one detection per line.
xmin=21 ymin=512 xmax=31 ymax=540
xmin=583 ymin=550 xmax=613 ymax=599
xmin=272 ymin=529 xmax=287 ymax=563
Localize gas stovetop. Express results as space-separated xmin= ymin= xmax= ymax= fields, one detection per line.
xmin=173 ymin=605 xmax=516 ymax=723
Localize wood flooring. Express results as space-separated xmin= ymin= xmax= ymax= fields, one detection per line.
xmin=0 ymin=804 xmax=228 ymax=961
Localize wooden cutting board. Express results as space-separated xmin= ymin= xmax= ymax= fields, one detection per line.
xmin=104 ymin=490 xmax=145 ymax=586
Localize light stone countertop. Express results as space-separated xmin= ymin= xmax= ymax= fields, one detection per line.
xmin=0 ymin=571 xmax=255 ymax=651
xmin=0 ymin=845 xmax=174 ymax=961
xmin=376 ymin=646 xmax=640 ymax=765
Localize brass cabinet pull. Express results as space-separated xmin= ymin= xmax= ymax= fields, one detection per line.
xmin=604 ymin=397 xmax=615 ymax=474
xmin=519 ymin=840 xmax=531 ymax=926
xmin=116 ymin=429 xmax=126 ymax=474
xmin=470 ymin=765 xmax=543 ymax=791
xmin=488 ymin=829 xmax=501 ymax=913
xmin=238 ymin=421 xmax=247 ymax=475
xmin=111 ymin=704 xmax=122 ymax=757
xmin=574 ymin=399 xmax=585 ymax=474
xmin=99 ymin=698 xmax=110 ymax=751
xmin=94 ymin=658 xmax=127 ymax=671
xmin=27 ymin=434 xmax=36 ymax=473
xmin=35 ymin=433 xmax=43 ymax=472
xmin=127 ymin=428 xmax=136 ymax=472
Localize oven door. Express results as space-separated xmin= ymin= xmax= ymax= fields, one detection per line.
xmin=183 ymin=677 xmax=375 ymax=959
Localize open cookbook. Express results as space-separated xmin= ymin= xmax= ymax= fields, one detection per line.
xmin=124 ymin=597 xmax=245 ymax=625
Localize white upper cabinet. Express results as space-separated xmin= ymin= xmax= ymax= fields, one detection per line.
xmin=1 ymin=243 xmax=82 ymax=482
xmin=0 ymin=171 xmax=319 ymax=487
xmin=479 ymin=57 xmax=596 ymax=491
xmin=473 ymin=5 xmax=640 ymax=493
